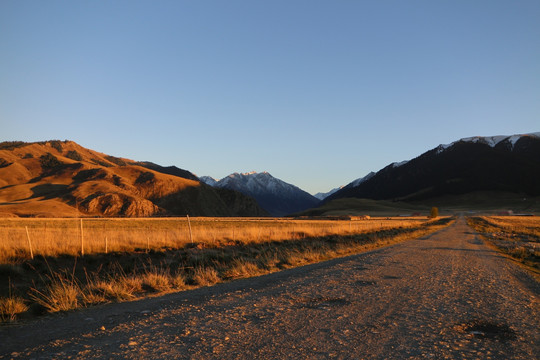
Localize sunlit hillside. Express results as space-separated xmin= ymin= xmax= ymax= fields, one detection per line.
xmin=0 ymin=140 xmax=267 ymax=217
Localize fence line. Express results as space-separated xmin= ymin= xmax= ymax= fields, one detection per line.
xmin=0 ymin=217 xmax=435 ymax=262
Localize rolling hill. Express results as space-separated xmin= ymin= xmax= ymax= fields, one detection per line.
xmin=0 ymin=140 xmax=267 ymax=217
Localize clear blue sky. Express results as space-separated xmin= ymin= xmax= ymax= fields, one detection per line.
xmin=1 ymin=1 xmax=539 ymax=194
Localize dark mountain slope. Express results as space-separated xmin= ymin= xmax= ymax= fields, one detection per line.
xmin=327 ymin=133 xmax=540 ymax=202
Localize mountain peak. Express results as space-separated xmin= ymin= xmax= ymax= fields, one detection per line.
xmin=437 ymin=132 xmax=540 ymax=153
xmin=200 ymin=171 xmax=319 ymax=216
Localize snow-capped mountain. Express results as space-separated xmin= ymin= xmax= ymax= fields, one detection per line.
xmin=350 ymin=172 xmax=376 ymax=188
xmin=314 ymin=186 xmax=343 ymax=201
xmin=200 ymin=171 xmax=320 ymax=216
xmin=198 ymin=176 xmax=218 ymax=187
xmin=436 ymin=132 xmax=540 ymax=153
xmin=327 ymin=132 xmax=540 ymax=202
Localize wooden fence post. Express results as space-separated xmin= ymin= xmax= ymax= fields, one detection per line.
xmin=80 ymin=218 xmax=84 ymax=257
xmin=25 ymin=226 xmax=34 ymax=260
xmin=187 ymin=215 xmax=193 ymax=244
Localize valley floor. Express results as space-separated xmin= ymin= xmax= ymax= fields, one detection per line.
xmin=1 ymin=218 xmax=538 ymax=359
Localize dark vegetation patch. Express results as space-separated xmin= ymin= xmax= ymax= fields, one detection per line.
xmin=135 ymin=171 xmax=156 ymax=185
xmin=48 ymin=140 xmax=63 ymax=153
xmin=73 ymin=168 xmax=107 ymax=182
xmin=105 ymin=156 xmax=127 ymax=167
xmin=65 ymin=150 xmax=82 ymax=161
xmin=112 ymin=175 xmax=123 ymax=186
xmin=0 ymin=141 xmax=27 ymax=150
xmin=91 ymin=158 xmax=112 ymax=167
xmin=0 ymin=140 xmax=70 ymax=152
xmin=39 ymin=153 xmax=63 ymax=170
xmin=0 ymin=158 xmax=11 ymax=168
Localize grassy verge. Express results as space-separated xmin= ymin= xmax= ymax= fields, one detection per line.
xmin=1 ymin=217 xmax=454 ymax=323
xmin=467 ymin=217 xmax=540 ymax=274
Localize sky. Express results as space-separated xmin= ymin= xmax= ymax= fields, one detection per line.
xmin=1 ymin=1 xmax=539 ymax=195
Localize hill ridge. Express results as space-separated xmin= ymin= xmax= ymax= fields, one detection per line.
xmin=0 ymin=140 xmax=267 ymax=217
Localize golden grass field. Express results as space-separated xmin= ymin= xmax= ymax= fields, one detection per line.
xmin=0 ymin=216 xmax=433 ymax=263
xmin=0 ymin=216 xmax=454 ymax=322
xmin=477 ymin=216 xmax=540 ymax=238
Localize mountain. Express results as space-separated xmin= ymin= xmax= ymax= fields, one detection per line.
xmin=348 ymin=172 xmax=376 ymax=188
xmin=311 ymin=172 xmax=376 ymax=201
xmin=200 ymin=171 xmax=320 ymax=216
xmin=0 ymin=140 xmax=267 ymax=217
xmin=313 ymin=187 xmax=341 ymax=201
xmin=198 ymin=176 xmax=219 ymax=187
xmin=327 ymin=132 xmax=540 ymax=203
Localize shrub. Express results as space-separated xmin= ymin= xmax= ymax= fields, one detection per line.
xmin=429 ymin=207 xmax=439 ymax=218
xmin=142 ymin=269 xmax=172 ymax=292
xmin=30 ymin=275 xmax=81 ymax=312
xmin=171 ymin=272 xmax=187 ymax=289
xmin=193 ymin=266 xmax=220 ymax=286
xmin=88 ymin=274 xmax=142 ymax=301
xmin=0 ymin=296 xmax=28 ymax=322
xmin=224 ymin=258 xmax=260 ymax=279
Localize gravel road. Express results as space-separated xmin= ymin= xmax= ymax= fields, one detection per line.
xmin=1 ymin=217 xmax=538 ymax=359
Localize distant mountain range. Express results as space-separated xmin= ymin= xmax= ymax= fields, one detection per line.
xmin=1 ymin=132 xmax=538 ymax=218
xmin=200 ymin=172 xmax=320 ymax=216
xmin=326 ymin=132 xmax=540 ymax=203
xmin=0 ymin=141 xmax=267 ymax=217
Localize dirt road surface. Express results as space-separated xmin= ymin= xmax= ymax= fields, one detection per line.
xmin=1 ymin=218 xmax=538 ymax=359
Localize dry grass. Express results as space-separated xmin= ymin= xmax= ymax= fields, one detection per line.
xmin=224 ymin=259 xmax=262 ymax=279
xmin=467 ymin=216 xmax=540 ymax=273
xmin=0 ymin=217 xmax=435 ymax=263
xmin=476 ymin=216 xmax=540 ymax=238
xmin=0 ymin=216 xmax=454 ymax=322
xmin=193 ymin=266 xmax=220 ymax=286
xmin=0 ymin=296 xmax=28 ymax=322
xmin=26 ymin=266 xmax=189 ymax=314
xmin=29 ymin=273 xmax=81 ymax=313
